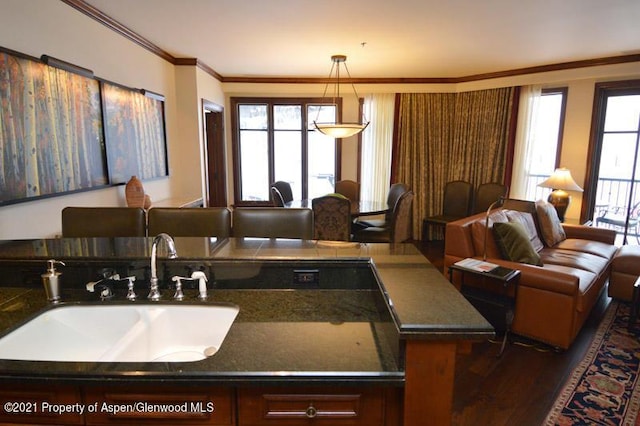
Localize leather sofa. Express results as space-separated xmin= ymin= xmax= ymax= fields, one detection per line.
xmin=444 ymin=199 xmax=618 ymax=349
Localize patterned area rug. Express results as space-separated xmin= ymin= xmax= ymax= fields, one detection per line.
xmin=545 ymin=301 xmax=640 ymax=425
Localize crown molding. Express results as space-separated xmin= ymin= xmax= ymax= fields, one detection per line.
xmin=60 ymin=0 xmax=175 ymax=63
xmin=61 ymin=0 xmax=640 ymax=85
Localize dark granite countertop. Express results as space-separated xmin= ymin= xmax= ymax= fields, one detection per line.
xmin=0 ymin=238 xmax=493 ymax=385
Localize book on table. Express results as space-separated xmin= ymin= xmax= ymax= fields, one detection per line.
xmin=453 ymin=258 xmax=499 ymax=273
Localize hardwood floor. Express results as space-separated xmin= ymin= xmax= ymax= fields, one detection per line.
xmin=415 ymin=240 xmax=611 ymax=426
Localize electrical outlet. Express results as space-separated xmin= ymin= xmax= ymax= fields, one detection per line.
xmin=293 ymin=269 xmax=319 ymax=286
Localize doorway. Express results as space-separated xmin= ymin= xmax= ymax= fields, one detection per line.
xmin=203 ymin=99 xmax=227 ymax=207
xmin=584 ymin=80 xmax=640 ymax=245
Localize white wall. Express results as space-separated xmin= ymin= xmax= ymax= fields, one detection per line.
xmin=0 ymin=0 xmax=222 ymax=238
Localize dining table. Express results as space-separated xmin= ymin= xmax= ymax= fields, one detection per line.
xmin=285 ymin=199 xmax=388 ymax=217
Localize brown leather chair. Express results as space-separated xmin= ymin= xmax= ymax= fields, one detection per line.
xmin=473 ymin=182 xmax=508 ymax=214
xmin=61 ymin=207 xmax=146 ymax=237
xmin=147 ymin=207 xmax=231 ymax=237
xmin=353 ymin=191 xmax=414 ymax=243
xmin=232 ymin=207 xmax=313 ymax=239
xmin=335 ymin=180 xmax=360 ymax=202
xmin=359 ymin=182 xmax=409 ymax=228
xmin=312 ymin=195 xmax=352 ymax=241
xmin=423 ymin=180 xmax=473 ymax=240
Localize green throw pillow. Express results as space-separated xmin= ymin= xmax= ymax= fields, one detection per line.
xmin=493 ymin=222 xmax=543 ymax=266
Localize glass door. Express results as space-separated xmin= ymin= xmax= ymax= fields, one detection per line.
xmin=588 ymin=82 xmax=640 ymax=245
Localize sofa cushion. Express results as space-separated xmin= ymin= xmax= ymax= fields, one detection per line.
xmin=470 ymin=210 xmax=509 ymax=258
xmin=505 ymin=210 xmax=544 ymax=252
xmin=493 ymin=222 xmax=543 ymax=266
xmin=554 ymin=238 xmax=619 ymax=260
xmin=539 ymin=248 xmax=610 ymax=275
xmin=535 ymin=200 xmax=566 ymax=246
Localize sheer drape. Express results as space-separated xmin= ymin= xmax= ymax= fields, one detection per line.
xmin=394 ymin=87 xmax=517 ymax=239
xmin=510 ymin=85 xmax=542 ymax=199
xmin=361 ymin=94 xmax=395 ymax=203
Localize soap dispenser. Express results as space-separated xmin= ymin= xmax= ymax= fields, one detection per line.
xmin=42 ymin=259 xmax=65 ymax=304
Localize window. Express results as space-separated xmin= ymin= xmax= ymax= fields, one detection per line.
xmin=523 ymin=88 xmax=568 ymax=200
xmin=231 ymin=98 xmax=340 ymax=205
xmin=585 ymin=80 xmax=640 ymax=244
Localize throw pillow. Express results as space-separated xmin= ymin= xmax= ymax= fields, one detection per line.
xmin=493 ymin=222 xmax=544 ymax=266
xmin=471 ymin=210 xmax=509 ymax=258
xmin=535 ymin=200 xmax=567 ymax=247
xmin=504 ymin=210 xmax=544 ymax=252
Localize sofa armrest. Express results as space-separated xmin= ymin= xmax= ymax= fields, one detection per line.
xmin=444 ymin=255 xmax=580 ymax=297
xmin=562 ymin=223 xmax=616 ymax=244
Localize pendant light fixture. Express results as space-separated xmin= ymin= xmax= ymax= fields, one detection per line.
xmin=313 ymin=55 xmax=369 ymax=138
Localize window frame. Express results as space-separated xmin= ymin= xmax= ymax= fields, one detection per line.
xmin=230 ymin=97 xmax=343 ymax=206
xmin=582 ymin=79 xmax=640 ymax=223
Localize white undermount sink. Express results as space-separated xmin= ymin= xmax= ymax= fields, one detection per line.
xmin=0 ymin=303 xmax=239 ymax=363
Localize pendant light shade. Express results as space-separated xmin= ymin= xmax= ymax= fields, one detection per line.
xmin=313 ymin=55 xmax=369 ymax=138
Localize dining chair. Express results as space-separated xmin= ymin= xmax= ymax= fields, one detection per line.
xmin=61 ymin=207 xmax=146 ymax=237
xmin=595 ymin=200 xmax=640 ymax=243
xmin=335 ymin=180 xmax=360 ymax=202
xmin=473 ymin=182 xmax=508 ymax=214
xmin=423 ymin=180 xmax=473 ymax=240
xmin=270 ymin=186 xmax=286 ymax=207
xmin=147 ymin=207 xmax=232 ymax=237
xmin=312 ymin=194 xmax=352 ymax=241
xmin=352 ymin=191 xmax=414 ymax=243
xmin=358 ymin=182 xmax=410 ymax=228
xmin=271 ymin=181 xmax=293 ymax=204
xmin=232 ymin=207 xmax=314 ymax=239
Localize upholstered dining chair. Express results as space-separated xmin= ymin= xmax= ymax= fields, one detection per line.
xmin=352 ymin=191 xmax=414 ymax=243
xmin=312 ymin=194 xmax=352 ymax=241
xmin=271 ymin=181 xmax=293 ymax=204
xmin=358 ymin=182 xmax=410 ymax=228
xmin=232 ymin=207 xmax=313 ymax=239
xmin=61 ymin=207 xmax=146 ymax=237
xmin=270 ymin=186 xmax=286 ymax=207
xmin=473 ymin=182 xmax=508 ymax=214
xmin=147 ymin=207 xmax=231 ymax=237
xmin=335 ymin=180 xmax=360 ymax=202
xmin=423 ymin=180 xmax=473 ymax=240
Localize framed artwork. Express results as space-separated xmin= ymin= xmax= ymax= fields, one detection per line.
xmin=102 ymin=82 xmax=168 ymax=184
xmin=0 ymin=49 xmax=108 ymax=205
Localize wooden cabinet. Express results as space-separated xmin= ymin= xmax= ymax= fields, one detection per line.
xmin=0 ymin=384 xmax=400 ymax=426
xmin=83 ymin=385 xmax=235 ymax=425
xmin=237 ymin=387 xmax=400 ymax=426
xmin=0 ymin=384 xmax=84 ymax=425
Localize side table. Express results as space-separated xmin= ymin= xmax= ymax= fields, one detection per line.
xmin=448 ymin=262 xmax=521 ymax=356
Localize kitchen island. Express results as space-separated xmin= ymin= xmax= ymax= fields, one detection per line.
xmin=0 ymin=238 xmax=492 ymax=425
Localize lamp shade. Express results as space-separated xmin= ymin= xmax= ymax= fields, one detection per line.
xmin=538 ymin=168 xmax=583 ymax=192
xmin=313 ymin=122 xmax=369 ymax=138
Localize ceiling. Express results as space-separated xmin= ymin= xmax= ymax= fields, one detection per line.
xmin=81 ymin=0 xmax=640 ymax=80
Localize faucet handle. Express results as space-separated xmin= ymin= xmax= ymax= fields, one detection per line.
xmin=191 ymin=271 xmax=208 ymax=301
xmin=123 ymin=276 xmax=137 ymax=301
xmin=171 ymin=276 xmax=187 ymax=301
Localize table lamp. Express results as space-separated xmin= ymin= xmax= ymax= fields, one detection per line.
xmin=537 ymin=168 xmax=583 ymax=222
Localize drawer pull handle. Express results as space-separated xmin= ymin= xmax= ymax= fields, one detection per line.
xmin=305 ymin=405 xmax=317 ymax=418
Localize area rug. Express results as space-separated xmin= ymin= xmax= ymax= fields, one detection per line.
xmin=545 ymin=301 xmax=640 ymax=425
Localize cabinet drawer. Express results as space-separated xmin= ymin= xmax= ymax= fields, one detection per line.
xmin=237 ymin=387 xmax=385 ymax=425
xmin=0 ymin=384 xmax=83 ymax=425
xmin=83 ymin=386 xmax=234 ymax=425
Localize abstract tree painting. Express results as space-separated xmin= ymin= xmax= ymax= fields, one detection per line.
xmin=102 ymin=82 xmax=168 ymax=184
xmin=0 ymin=51 xmax=107 ymax=204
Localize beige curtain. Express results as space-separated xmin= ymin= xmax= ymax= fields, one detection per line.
xmin=361 ymin=94 xmax=396 ymax=203
xmin=510 ymin=85 xmax=542 ymax=199
xmin=395 ymin=87 xmax=517 ymax=239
